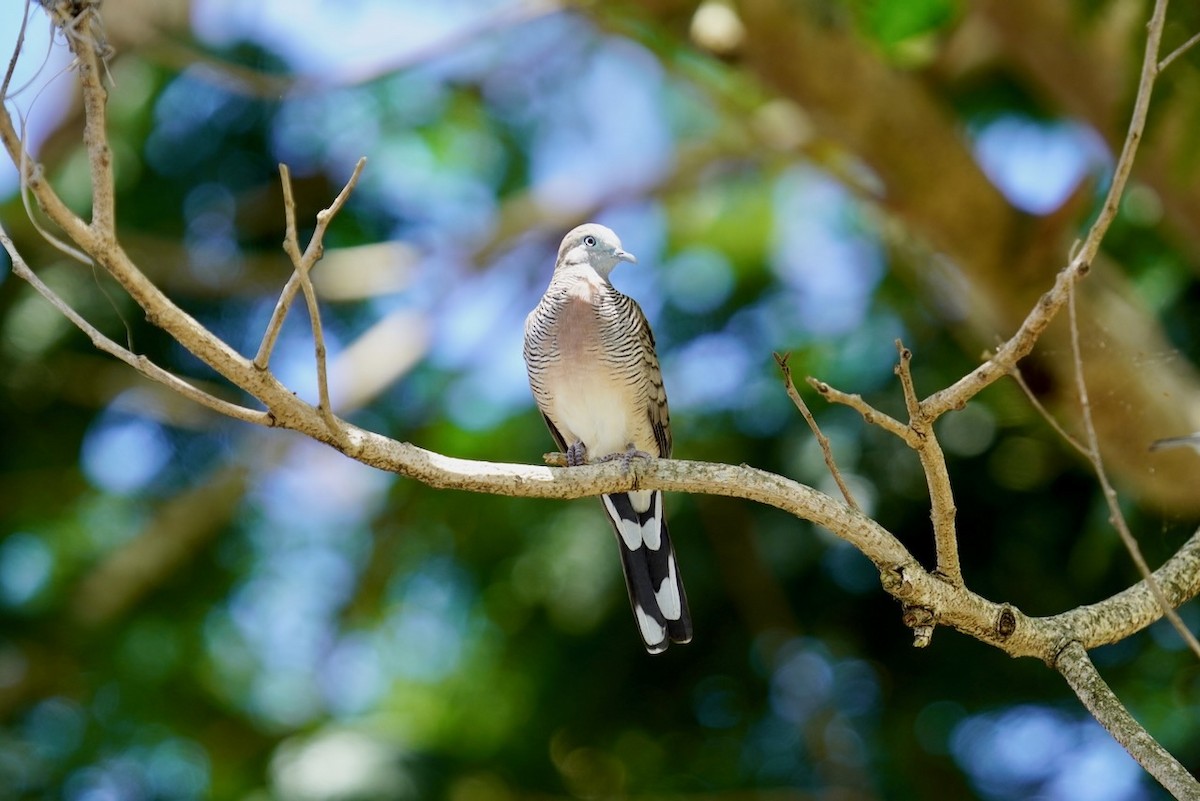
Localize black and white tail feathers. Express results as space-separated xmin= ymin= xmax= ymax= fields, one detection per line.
xmin=601 ymin=489 xmax=692 ymax=653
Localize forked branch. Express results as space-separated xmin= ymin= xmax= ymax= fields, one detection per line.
xmin=260 ymin=159 xmax=367 ymax=442
xmin=254 ymin=157 xmax=367 ymax=372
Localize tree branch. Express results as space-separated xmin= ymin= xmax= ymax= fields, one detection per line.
xmin=1074 ymin=0 xmax=1169 ymax=271
xmin=1157 ymin=29 xmax=1200 ymax=74
xmin=895 ymin=340 xmax=962 ymax=587
xmin=806 ymin=377 xmax=917 ymax=446
xmin=1056 ymin=641 xmax=1200 ymax=799
xmin=307 ymin=422 xmax=1200 ymax=663
xmin=1008 ymin=362 xmax=1088 ymax=456
xmin=254 ymin=157 xmax=367 ymax=371
xmin=0 ymin=223 xmax=272 ymax=426
xmin=52 ymin=1 xmax=117 ymax=235
xmin=1066 ymin=285 xmax=1200 ymax=660
xmin=271 ymin=161 xmax=364 ymax=443
xmin=2 ymin=0 xmax=32 ymax=100
xmin=1048 ymin=526 xmax=1200 ymax=651
xmin=774 ymin=352 xmax=860 ymax=511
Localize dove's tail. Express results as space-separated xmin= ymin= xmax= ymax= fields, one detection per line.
xmin=601 ymin=489 xmax=692 ymax=653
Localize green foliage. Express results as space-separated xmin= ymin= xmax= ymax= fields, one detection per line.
xmin=853 ymin=0 xmax=960 ymax=63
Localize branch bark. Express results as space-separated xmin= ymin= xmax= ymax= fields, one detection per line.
xmin=894 ymin=341 xmax=962 ymax=587
xmin=1057 ymin=641 xmax=1200 ymax=799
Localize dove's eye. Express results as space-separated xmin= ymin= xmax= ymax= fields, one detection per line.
xmin=584 ymin=235 xmax=597 ymax=247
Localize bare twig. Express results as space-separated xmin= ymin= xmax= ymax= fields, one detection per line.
xmin=775 ymin=353 xmax=860 ymax=511
xmin=811 ymin=363 xmax=961 ymax=588
xmin=922 ymin=0 xmax=1171 ymax=420
xmin=4 ymin=2 xmax=94 ymax=265
xmin=276 ymin=164 xmax=337 ymax=438
xmin=913 ymin=260 xmax=1081 ymax=420
xmin=2 ymin=0 xmax=32 ymax=100
xmin=254 ymin=157 xmax=367 ymax=371
xmin=1158 ymin=29 xmax=1200 ymax=72
xmin=1056 ymin=641 xmax=1200 ymax=799
xmin=50 ymin=1 xmax=116 ymax=236
xmin=18 ymin=125 xmax=94 ymax=265
xmin=0 ymin=224 xmax=271 ymax=426
xmin=816 ymin=343 xmax=962 ymax=586
xmin=255 ymin=272 xmax=301 ymax=362
xmin=265 ymin=159 xmax=366 ymax=442
xmin=895 ymin=341 xmax=962 ymax=587
xmin=806 ymin=377 xmax=918 ymax=446
xmin=1075 ymin=0 xmax=1169 ymax=270
xmin=1008 ymin=363 xmax=1088 ymax=456
xmin=1150 ymin=434 xmax=1200 ymax=453
xmin=894 ymin=340 xmax=921 ymax=422
xmin=1066 ymin=286 xmax=1200 ymax=660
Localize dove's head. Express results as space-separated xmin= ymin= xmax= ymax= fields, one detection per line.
xmin=555 ymin=223 xmax=637 ymax=278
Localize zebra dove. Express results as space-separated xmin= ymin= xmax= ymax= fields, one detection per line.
xmin=523 ymin=223 xmax=692 ymax=653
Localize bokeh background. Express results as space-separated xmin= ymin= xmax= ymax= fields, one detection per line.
xmin=3 ymin=0 xmax=1200 ymax=799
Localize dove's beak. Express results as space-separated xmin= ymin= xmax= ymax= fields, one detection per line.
xmin=617 ymin=250 xmax=637 ymax=264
